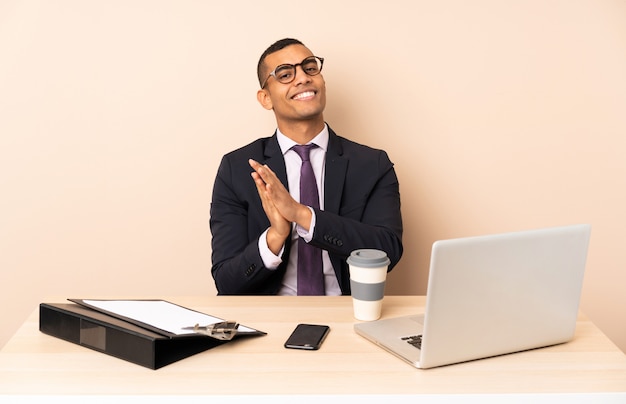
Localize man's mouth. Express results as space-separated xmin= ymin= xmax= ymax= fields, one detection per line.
xmin=292 ymin=91 xmax=316 ymax=101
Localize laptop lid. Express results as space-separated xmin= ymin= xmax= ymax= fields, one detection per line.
xmin=354 ymin=224 xmax=591 ymax=369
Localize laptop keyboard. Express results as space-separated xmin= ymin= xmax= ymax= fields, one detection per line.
xmin=401 ymin=334 xmax=423 ymax=350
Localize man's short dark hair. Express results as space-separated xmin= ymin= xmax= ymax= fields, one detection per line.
xmin=257 ymin=38 xmax=305 ymax=87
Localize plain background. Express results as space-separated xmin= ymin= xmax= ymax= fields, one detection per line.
xmin=1 ymin=0 xmax=625 ymax=353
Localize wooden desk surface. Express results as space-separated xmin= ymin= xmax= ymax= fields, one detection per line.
xmin=1 ymin=296 xmax=626 ymax=398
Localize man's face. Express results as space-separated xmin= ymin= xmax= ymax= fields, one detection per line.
xmin=258 ymin=44 xmax=326 ymax=125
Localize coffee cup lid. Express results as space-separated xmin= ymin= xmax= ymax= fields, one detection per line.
xmin=347 ymin=249 xmax=390 ymax=268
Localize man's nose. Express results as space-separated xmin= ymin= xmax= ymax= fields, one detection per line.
xmin=293 ymin=65 xmax=312 ymax=85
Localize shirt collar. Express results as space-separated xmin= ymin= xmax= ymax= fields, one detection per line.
xmin=276 ymin=124 xmax=329 ymax=155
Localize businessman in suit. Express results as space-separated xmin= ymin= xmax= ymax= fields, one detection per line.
xmin=210 ymin=38 xmax=403 ymax=295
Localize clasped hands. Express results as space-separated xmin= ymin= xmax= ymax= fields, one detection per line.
xmin=249 ymin=159 xmax=313 ymax=255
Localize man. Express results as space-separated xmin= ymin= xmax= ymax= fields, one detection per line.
xmin=210 ymin=38 xmax=403 ymax=295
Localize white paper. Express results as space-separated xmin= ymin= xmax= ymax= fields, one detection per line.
xmin=81 ymin=299 xmax=254 ymax=335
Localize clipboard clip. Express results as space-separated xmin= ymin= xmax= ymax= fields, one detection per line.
xmin=182 ymin=321 xmax=239 ymax=340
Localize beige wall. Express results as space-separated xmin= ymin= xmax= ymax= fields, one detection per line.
xmin=2 ymin=1 xmax=625 ymax=352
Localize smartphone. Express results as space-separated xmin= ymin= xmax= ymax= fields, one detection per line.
xmin=284 ymin=324 xmax=330 ymax=350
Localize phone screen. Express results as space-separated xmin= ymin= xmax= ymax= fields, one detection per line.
xmin=284 ymin=324 xmax=330 ymax=350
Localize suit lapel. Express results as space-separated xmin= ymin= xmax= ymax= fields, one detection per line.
xmin=263 ymin=133 xmax=289 ymax=189
xmin=324 ymin=129 xmax=347 ymax=214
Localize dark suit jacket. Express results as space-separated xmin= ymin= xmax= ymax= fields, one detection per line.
xmin=210 ymin=126 xmax=403 ymax=295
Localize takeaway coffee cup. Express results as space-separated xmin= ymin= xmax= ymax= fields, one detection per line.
xmin=347 ymin=249 xmax=390 ymax=321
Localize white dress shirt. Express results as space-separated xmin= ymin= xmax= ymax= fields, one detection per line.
xmin=257 ymin=124 xmax=341 ymax=295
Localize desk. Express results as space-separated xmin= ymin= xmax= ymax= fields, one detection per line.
xmin=1 ymin=296 xmax=625 ymax=403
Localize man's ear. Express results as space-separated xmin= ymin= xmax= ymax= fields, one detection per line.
xmin=257 ymin=89 xmax=273 ymax=111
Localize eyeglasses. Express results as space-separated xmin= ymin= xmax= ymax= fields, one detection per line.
xmin=261 ymin=56 xmax=324 ymax=88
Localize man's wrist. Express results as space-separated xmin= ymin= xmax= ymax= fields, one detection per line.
xmin=266 ymin=227 xmax=288 ymax=255
xmin=295 ymin=204 xmax=313 ymax=232
xmin=258 ymin=229 xmax=283 ymax=269
xmin=296 ymin=207 xmax=316 ymax=243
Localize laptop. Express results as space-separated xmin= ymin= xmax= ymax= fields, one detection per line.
xmin=354 ymin=224 xmax=591 ymax=369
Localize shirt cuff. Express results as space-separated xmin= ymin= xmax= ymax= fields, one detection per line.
xmin=258 ymin=228 xmax=283 ymax=270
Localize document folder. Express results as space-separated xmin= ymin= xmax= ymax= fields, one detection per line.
xmin=39 ymin=301 xmax=265 ymax=369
